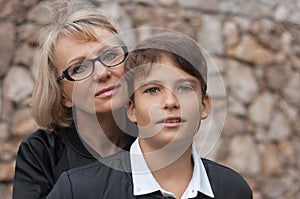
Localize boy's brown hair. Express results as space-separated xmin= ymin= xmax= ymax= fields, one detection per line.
xmin=125 ymin=32 xmax=207 ymax=98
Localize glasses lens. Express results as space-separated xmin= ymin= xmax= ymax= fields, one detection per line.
xmin=100 ymin=46 xmax=125 ymax=67
xmin=68 ymin=61 xmax=93 ymax=81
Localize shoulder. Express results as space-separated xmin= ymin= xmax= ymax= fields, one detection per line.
xmin=66 ymin=151 xmax=131 ymax=178
xmin=18 ymin=128 xmax=64 ymax=153
xmin=64 ymin=152 xmax=131 ymax=186
xmin=50 ymin=152 xmax=132 ymax=198
xmin=202 ymin=158 xmax=253 ymax=198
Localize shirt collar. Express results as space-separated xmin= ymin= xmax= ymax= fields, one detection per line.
xmin=130 ymin=138 xmax=215 ymax=198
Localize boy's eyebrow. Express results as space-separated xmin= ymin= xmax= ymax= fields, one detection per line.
xmin=176 ymin=78 xmax=198 ymax=85
xmin=137 ymin=80 xmax=162 ymax=88
xmin=136 ymin=78 xmax=199 ymax=88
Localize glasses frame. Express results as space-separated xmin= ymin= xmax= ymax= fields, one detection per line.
xmin=57 ymin=45 xmax=128 ymax=82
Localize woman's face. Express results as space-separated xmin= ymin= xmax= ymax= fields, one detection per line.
xmin=54 ymin=28 xmax=128 ymax=114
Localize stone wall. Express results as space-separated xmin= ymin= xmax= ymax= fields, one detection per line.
xmin=0 ymin=0 xmax=299 ymax=198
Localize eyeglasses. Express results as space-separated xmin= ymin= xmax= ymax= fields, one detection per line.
xmin=57 ymin=45 xmax=128 ymax=82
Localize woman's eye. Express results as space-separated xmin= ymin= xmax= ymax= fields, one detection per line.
xmin=145 ymin=87 xmax=160 ymax=94
xmin=71 ymin=64 xmax=87 ymax=74
xmin=178 ymin=85 xmax=193 ymax=92
xmin=102 ymin=51 xmax=118 ymax=62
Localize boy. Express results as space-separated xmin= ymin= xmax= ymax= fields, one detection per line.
xmin=47 ymin=32 xmax=253 ymax=199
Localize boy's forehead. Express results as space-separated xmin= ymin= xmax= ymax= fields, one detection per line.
xmin=133 ymin=61 xmax=199 ymax=85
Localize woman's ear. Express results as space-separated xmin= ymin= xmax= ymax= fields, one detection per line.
xmin=62 ymin=92 xmax=73 ymax=108
xmin=201 ymin=94 xmax=211 ymax=119
xmin=127 ymin=99 xmax=137 ymax=123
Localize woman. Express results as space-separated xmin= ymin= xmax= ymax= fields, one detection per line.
xmin=12 ymin=1 xmax=136 ymax=199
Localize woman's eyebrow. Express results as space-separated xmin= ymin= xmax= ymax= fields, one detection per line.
xmin=65 ymin=56 xmax=86 ymax=68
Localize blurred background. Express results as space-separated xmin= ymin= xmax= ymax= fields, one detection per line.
xmin=0 ymin=0 xmax=299 ymax=198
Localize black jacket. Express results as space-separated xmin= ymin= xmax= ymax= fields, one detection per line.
xmin=47 ymin=152 xmax=253 ymax=199
xmin=12 ymin=126 xmax=135 ymax=199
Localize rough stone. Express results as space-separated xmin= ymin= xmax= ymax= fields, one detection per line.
xmin=279 ymin=140 xmax=296 ymax=166
xmin=22 ymin=0 xmax=39 ymax=8
xmin=0 ymin=161 xmax=15 ymax=181
xmin=0 ymin=0 xmax=20 ymax=19
xmin=197 ymin=15 xmax=223 ymax=54
xmin=249 ymin=92 xmax=274 ymax=127
xmin=295 ymin=122 xmax=300 ymax=137
xmin=11 ymin=107 xmax=38 ymax=138
xmin=0 ymin=22 xmax=15 ymax=77
xmin=237 ymin=0 xmax=260 ymax=16
xmin=0 ymin=184 xmax=12 ymax=199
xmin=268 ymin=111 xmax=291 ymax=141
xmin=261 ymin=176 xmax=287 ymax=198
xmin=223 ymin=21 xmax=240 ymax=48
xmin=26 ymin=1 xmax=56 ymax=24
xmin=273 ymin=3 xmax=291 ymax=22
xmin=0 ymin=142 xmax=17 ymax=162
xmin=233 ymin=16 xmax=251 ymax=32
xmin=17 ymin=23 xmax=41 ymax=44
xmin=254 ymin=127 xmax=268 ymax=142
xmin=14 ymin=44 xmax=34 ymax=67
xmin=195 ymin=111 xmax=224 ymax=157
xmin=251 ymin=19 xmax=282 ymax=51
xmin=290 ymin=54 xmax=300 ymax=71
xmin=262 ymin=142 xmax=283 ymax=176
xmin=228 ymin=96 xmax=247 ymax=116
xmin=226 ymin=60 xmax=259 ymax=103
xmin=266 ymin=64 xmax=291 ymax=91
xmin=100 ymin=2 xmax=133 ymax=32
xmin=0 ymin=122 xmax=10 ymax=141
xmin=0 ymin=99 xmax=14 ymax=123
xmin=219 ymin=1 xmax=240 ymax=14
xmin=207 ymin=55 xmax=225 ymax=74
xmin=222 ymin=112 xmax=246 ymax=137
xmin=226 ymin=35 xmax=274 ymax=65
xmin=280 ymin=32 xmax=293 ymax=56
xmin=295 ymin=138 xmax=300 ymax=170
xmin=226 ymin=135 xmax=260 ymax=175
xmin=3 ymin=66 xmax=34 ymax=104
xmin=208 ymin=74 xmax=226 ymax=99
xmin=257 ymin=0 xmax=279 ymax=17
xmin=283 ymin=72 xmax=300 ymax=106
xmin=179 ymin=0 xmax=219 ymax=11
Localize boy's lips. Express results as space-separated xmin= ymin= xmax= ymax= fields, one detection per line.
xmin=157 ymin=117 xmax=186 ymax=128
xmin=95 ymin=85 xmax=120 ymax=98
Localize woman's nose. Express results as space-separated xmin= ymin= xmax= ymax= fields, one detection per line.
xmin=92 ymin=63 xmax=112 ymax=82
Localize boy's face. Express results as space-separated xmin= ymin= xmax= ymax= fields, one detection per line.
xmin=127 ymin=56 xmax=210 ymax=149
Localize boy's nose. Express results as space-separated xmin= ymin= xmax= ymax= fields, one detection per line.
xmin=162 ymin=90 xmax=180 ymax=110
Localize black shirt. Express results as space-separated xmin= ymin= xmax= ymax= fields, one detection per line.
xmin=46 ymin=151 xmax=253 ymax=199
xmin=12 ymin=126 xmax=135 ymax=199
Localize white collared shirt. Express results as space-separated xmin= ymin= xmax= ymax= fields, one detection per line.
xmin=130 ymin=139 xmax=215 ymax=199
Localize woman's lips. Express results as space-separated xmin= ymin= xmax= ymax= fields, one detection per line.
xmin=95 ymin=85 xmax=120 ymax=98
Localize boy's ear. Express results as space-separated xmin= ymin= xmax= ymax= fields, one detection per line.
xmin=201 ymin=94 xmax=211 ymax=119
xmin=62 ymin=92 xmax=73 ymax=108
xmin=127 ymin=99 xmax=137 ymax=123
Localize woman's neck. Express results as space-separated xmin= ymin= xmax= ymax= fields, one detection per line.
xmin=75 ymin=108 xmax=130 ymax=157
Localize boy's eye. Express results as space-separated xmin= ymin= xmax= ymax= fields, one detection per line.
xmin=144 ymin=87 xmax=160 ymax=94
xmin=177 ymin=85 xmax=193 ymax=92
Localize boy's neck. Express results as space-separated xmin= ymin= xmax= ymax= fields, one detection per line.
xmin=139 ymin=139 xmax=194 ymax=198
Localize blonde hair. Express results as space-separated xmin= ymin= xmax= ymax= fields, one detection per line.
xmin=31 ymin=1 xmax=119 ymax=130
